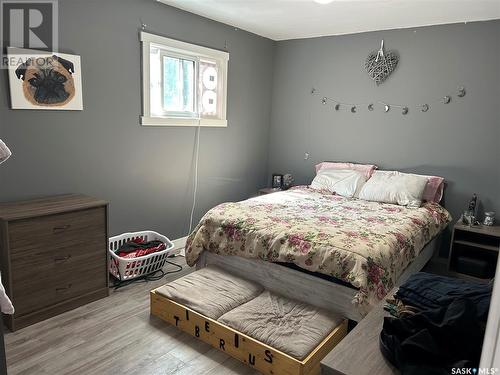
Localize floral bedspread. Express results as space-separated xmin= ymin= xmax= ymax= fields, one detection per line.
xmin=185 ymin=186 xmax=451 ymax=313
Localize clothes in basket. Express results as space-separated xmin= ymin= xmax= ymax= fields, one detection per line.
xmin=115 ymin=238 xmax=166 ymax=259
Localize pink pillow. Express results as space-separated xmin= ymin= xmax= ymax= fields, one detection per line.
xmin=315 ymin=162 xmax=377 ymax=178
xmin=395 ymin=172 xmax=444 ymax=203
xmin=420 ymin=175 xmax=445 ymax=203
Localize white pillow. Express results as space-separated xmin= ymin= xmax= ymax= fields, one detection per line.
xmin=310 ymin=169 xmax=368 ymax=198
xmin=358 ymin=170 xmax=428 ymax=207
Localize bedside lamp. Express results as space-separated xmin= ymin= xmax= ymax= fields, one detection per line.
xmin=0 ymin=139 xmax=11 ymax=165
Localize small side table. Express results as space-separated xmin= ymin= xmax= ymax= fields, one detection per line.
xmin=448 ymin=221 xmax=500 ymax=281
xmin=321 ymin=288 xmax=398 ymax=375
xmin=258 ymin=187 xmax=282 ymax=195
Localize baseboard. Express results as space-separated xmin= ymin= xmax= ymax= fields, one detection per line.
xmin=170 ymin=236 xmax=188 ymax=256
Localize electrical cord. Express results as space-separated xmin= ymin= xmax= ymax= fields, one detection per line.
xmin=188 ymin=123 xmax=201 ymax=234
xmin=109 ymin=259 xmax=183 ymax=290
xmin=111 ymin=122 xmax=201 ymax=291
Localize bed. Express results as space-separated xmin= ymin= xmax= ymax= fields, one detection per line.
xmin=185 ymin=186 xmax=451 ymax=321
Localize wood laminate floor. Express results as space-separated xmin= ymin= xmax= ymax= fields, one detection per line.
xmin=4 ymin=256 xmax=260 ymax=375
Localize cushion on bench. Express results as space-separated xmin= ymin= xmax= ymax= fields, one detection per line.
xmin=217 ymin=290 xmax=344 ymax=360
xmin=155 ymin=265 xmax=263 ymax=319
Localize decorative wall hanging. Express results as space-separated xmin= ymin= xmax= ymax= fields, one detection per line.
xmin=311 ymin=85 xmax=466 ymax=116
xmin=7 ymin=47 xmax=83 ymax=110
xmin=365 ymin=40 xmax=399 ymax=85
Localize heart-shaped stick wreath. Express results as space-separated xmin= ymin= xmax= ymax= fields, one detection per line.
xmin=365 ymin=40 xmax=399 ymax=85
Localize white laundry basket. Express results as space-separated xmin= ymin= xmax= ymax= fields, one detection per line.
xmin=108 ymin=231 xmax=174 ymax=281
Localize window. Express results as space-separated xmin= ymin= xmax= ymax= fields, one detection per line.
xmin=141 ymin=32 xmax=229 ymax=127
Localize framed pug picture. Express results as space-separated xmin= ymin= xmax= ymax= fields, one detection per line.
xmin=7 ymin=47 xmax=83 ymax=110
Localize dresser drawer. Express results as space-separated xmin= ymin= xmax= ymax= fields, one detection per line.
xmin=8 ymin=207 xmax=106 ymax=258
xmin=11 ymin=234 xmax=107 ymax=286
xmin=12 ymin=262 xmax=106 ymax=316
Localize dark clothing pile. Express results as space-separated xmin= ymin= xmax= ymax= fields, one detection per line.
xmin=395 ymin=272 xmax=491 ymax=321
xmin=380 ymin=272 xmax=492 ymax=375
xmin=115 ymin=238 xmax=166 ymax=259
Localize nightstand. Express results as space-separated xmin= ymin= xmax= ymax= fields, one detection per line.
xmin=448 ymin=221 xmax=500 ymax=281
xmin=258 ymin=187 xmax=282 ymax=195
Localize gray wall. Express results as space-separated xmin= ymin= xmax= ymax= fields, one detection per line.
xmin=268 ymin=20 xmax=500 ymax=222
xmin=0 ymin=0 xmax=274 ymax=238
xmin=1 ymin=1 xmax=498 ymax=241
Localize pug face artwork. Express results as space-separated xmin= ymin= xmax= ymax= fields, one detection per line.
xmin=15 ymin=55 xmax=75 ymax=106
xmin=7 ymin=48 xmax=83 ymax=110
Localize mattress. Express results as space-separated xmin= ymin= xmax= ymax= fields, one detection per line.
xmin=218 ymin=290 xmax=344 ymax=360
xmin=155 ymin=265 xmax=263 ymax=319
xmin=185 ymin=186 xmax=451 ymax=311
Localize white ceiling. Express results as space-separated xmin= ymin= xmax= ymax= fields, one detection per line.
xmin=158 ymin=0 xmax=500 ymax=41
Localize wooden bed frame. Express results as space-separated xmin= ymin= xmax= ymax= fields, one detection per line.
xmin=196 ymin=237 xmax=439 ymax=322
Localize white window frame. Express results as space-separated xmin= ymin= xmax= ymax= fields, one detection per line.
xmin=140 ymin=31 xmax=229 ymax=127
xmin=159 ymin=51 xmax=199 ymax=119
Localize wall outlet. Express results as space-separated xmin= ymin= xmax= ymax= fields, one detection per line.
xmin=304 ymin=152 xmax=310 ymax=160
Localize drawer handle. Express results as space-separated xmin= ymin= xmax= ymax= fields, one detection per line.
xmin=56 ymin=284 xmax=72 ymax=293
xmin=54 ymin=255 xmax=72 ymax=264
xmin=53 ymin=224 xmax=71 ymax=234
